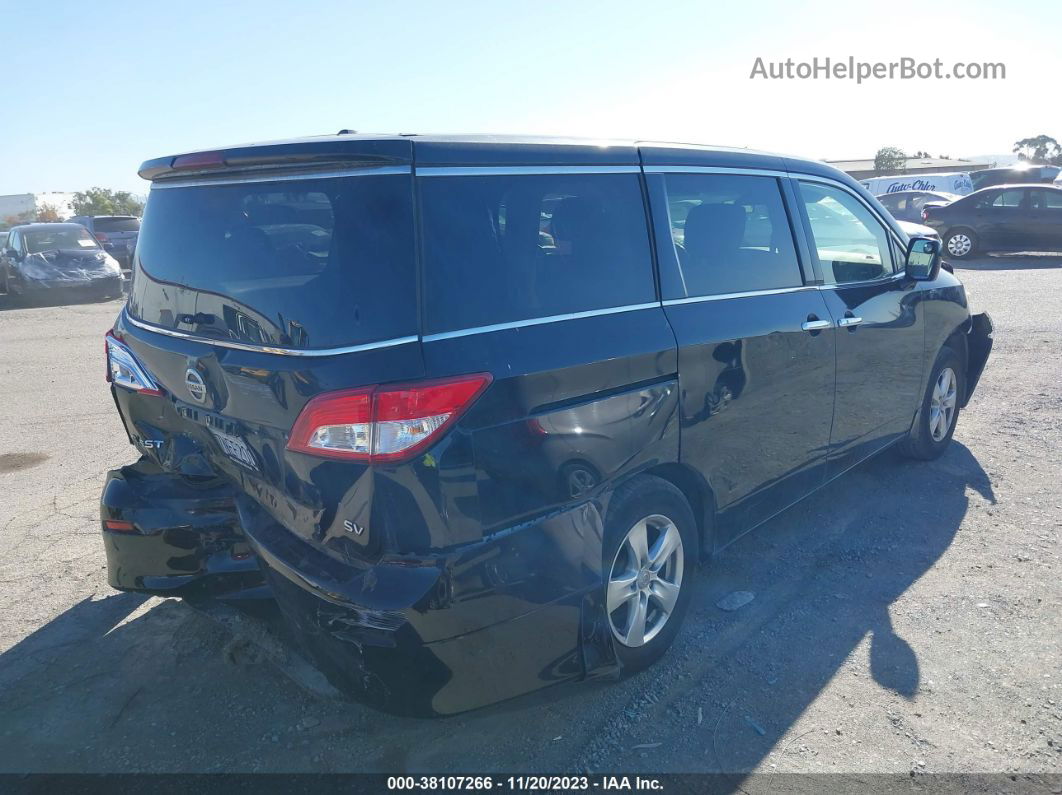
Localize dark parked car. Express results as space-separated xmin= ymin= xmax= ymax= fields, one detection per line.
xmin=1 ymin=222 xmax=124 ymax=301
xmin=68 ymin=214 xmax=140 ymax=268
xmin=922 ymin=184 xmax=1062 ymax=258
xmin=875 ymin=190 xmax=959 ymax=223
xmin=100 ymin=134 xmax=993 ymax=716
xmin=970 ymin=164 xmax=1060 ymax=191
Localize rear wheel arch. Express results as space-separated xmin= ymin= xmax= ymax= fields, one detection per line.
xmin=640 ymin=463 xmax=716 ymax=562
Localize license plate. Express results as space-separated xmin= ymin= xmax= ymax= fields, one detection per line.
xmin=209 ymin=427 xmax=259 ymax=471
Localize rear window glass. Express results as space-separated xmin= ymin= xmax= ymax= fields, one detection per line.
xmin=93 ymin=217 xmax=141 ymax=232
xmin=129 ymin=174 xmax=415 ymax=349
xmin=419 ymin=173 xmax=655 ymax=335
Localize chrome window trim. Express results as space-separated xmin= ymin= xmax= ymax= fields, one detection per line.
xmin=416 ymin=165 xmax=641 ymax=177
xmin=815 ymin=271 xmax=907 ymax=290
xmin=150 ymin=165 xmax=411 ymax=189
xmin=422 ymin=302 xmax=660 ymax=343
xmin=123 ymin=310 xmax=418 ymax=357
xmin=662 ymin=285 xmax=817 ymax=306
xmin=642 ymin=165 xmax=789 ymax=179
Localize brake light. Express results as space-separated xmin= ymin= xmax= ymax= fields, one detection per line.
xmin=104 ymin=519 xmax=136 ymax=533
xmin=921 ymin=209 xmax=928 ymax=221
xmin=287 ymin=374 xmax=492 ymax=463
xmin=105 ymin=331 xmax=163 ymax=396
xmin=95 ymin=231 xmax=110 ymax=244
xmin=172 ymin=151 xmax=226 ymax=170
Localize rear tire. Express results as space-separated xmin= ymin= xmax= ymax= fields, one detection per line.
xmin=899 ymin=345 xmax=964 ymax=460
xmin=603 ymin=475 xmax=697 ymax=673
xmin=944 ymin=228 xmax=977 ymax=259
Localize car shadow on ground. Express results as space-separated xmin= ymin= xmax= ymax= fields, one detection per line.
xmin=558 ymin=440 xmax=996 ymax=778
xmin=952 ymin=252 xmax=1062 ymax=270
xmin=0 ymin=442 xmax=995 ymax=775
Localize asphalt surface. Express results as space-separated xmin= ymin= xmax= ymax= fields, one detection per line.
xmin=0 ymin=255 xmax=1059 ymax=778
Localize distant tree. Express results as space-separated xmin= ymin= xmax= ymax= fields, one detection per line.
xmin=70 ymin=187 xmax=144 ymax=217
xmin=36 ymin=203 xmax=63 ymax=223
xmin=1013 ymin=135 xmax=1062 ymax=165
xmin=873 ymin=146 xmax=907 ymax=175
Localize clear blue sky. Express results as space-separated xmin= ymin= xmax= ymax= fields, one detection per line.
xmin=2 ymin=0 xmax=1059 ymax=195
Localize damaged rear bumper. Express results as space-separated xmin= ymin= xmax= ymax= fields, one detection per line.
xmin=963 ymin=311 xmax=993 ymax=407
xmin=99 ymin=458 xmax=264 ymax=598
xmin=101 ymin=460 xmax=621 ymax=715
xmin=238 ymin=496 xmax=619 ymax=716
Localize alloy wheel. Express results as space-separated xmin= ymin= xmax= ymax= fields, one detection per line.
xmin=606 ymin=513 xmax=684 ymax=647
xmin=930 ymin=366 xmax=958 ymax=442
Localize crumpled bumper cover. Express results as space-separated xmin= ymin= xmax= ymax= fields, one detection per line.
xmin=99 ymin=459 xmax=263 ymax=597
xmin=963 ymin=311 xmax=993 ymax=407
xmin=238 ymin=495 xmax=619 ymax=716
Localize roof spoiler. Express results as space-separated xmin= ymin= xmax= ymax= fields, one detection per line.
xmin=139 ymin=138 xmax=414 ymax=182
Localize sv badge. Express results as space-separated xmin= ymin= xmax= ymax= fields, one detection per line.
xmin=343 ymin=520 xmax=365 ymax=536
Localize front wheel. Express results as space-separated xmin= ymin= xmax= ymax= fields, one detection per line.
xmin=899 ymin=345 xmax=964 ymax=460
xmin=603 ymin=475 xmax=697 ymax=672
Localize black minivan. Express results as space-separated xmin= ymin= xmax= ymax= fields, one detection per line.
xmin=100 ymin=134 xmax=993 ymax=716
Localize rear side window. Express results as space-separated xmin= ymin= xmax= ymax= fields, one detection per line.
xmin=1032 ymin=189 xmax=1062 ymax=209
xmin=93 ymin=217 xmax=140 ymax=232
xmin=650 ymin=173 xmax=802 ymax=299
xmin=992 ymin=189 xmax=1025 ymax=208
xmin=130 ymin=173 xmax=415 ymax=349
xmin=419 ymin=173 xmax=654 ymax=335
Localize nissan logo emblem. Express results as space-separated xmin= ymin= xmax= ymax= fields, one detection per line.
xmin=185 ymin=369 xmax=207 ymax=403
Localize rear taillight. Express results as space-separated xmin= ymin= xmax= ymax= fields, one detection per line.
xmin=921 ymin=209 xmax=928 ymax=221
xmin=105 ymin=331 xmax=163 ymax=396
xmin=287 ymin=374 xmax=492 ymax=463
xmin=95 ymin=231 xmax=110 ymax=244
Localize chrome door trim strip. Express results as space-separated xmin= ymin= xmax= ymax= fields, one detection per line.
xmin=416 ymin=165 xmax=641 ymax=177
xmin=661 ymin=285 xmax=818 ymax=306
xmin=124 ymin=311 xmax=418 ymax=357
xmin=422 ymin=302 xmax=660 ymax=342
xmin=815 ymin=271 xmax=907 ymax=290
xmin=151 ymin=165 xmax=411 ymax=189
xmin=642 ymin=165 xmax=789 ymax=179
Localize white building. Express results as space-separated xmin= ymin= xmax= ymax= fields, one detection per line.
xmin=0 ymin=192 xmax=78 ymax=223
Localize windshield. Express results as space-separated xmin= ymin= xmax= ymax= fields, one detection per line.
xmin=24 ymin=226 xmax=101 ymax=254
xmin=129 ymin=172 xmax=416 ymax=350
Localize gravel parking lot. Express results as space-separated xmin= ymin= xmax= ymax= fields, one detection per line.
xmin=1 ymin=256 xmax=1059 ymax=777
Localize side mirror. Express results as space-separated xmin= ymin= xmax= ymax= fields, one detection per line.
xmin=3 ymin=248 xmax=18 ymax=260
xmin=905 ymin=237 xmax=941 ymax=281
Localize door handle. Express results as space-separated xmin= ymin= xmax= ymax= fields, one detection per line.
xmin=837 ymin=316 xmax=863 ymax=328
xmin=801 ymin=318 xmax=832 ymax=331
